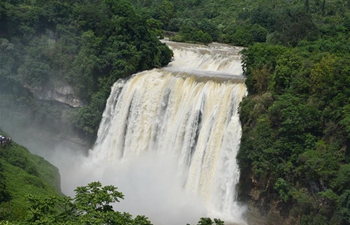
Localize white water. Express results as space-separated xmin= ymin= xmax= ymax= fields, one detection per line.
xmin=62 ymin=42 xmax=247 ymax=225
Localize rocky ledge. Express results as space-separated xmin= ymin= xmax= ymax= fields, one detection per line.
xmin=24 ymin=83 xmax=85 ymax=108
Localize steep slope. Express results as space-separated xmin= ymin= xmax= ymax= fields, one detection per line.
xmin=0 ymin=131 xmax=61 ymax=221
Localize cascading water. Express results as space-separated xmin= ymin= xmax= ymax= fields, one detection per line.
xmin=89 ymin=41 xmax=247 ymax=224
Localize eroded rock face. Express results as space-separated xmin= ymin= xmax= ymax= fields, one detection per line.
xmin=24 ymin=83 xmax=85 ymax=108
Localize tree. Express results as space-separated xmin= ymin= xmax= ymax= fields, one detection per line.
xmin=322 ymin=0 xmax=326 ymax=15
xmin=0 ymin=162 xmax=11 ymax=205
xmin=26 ymin=182 xmax=153 ymax=225
xmin=305 ymin=0 xmax=310 ymax=13
xmin=156 ymin=1 xmax=176 ymax=29
xmin=274 ymin=178 xmax=291 ymax=202
xmin=174 ymin=24 xmax=212 ymax=44
xmin=187 ymin=217 xmax=224 ymax=225
xmin=339 ymin=190 xmax=350 ymax=224
xmin=275 ymin=7 xmax=318 ymax=46
xmin=26 ymin=182 xmax=226 ymax=225
xmin=271 ymin=50 xmax=304 ymax=94
xmin=241 ymin=43 xmax=287 ymax=94
xmin=250 ymin=5 xmax=278 ymax=32
xmin=334 ymin=165 xmax=350 ymax=192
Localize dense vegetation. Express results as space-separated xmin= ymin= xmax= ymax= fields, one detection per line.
xmin=234 ymin=1 xmax=350 ymax=225
xmin=0 ymin=0 xmax=172 ymax=142
xmin=130 ymin=0 xmax=350 ymax=46
xmin=0 ymin=131 xmax=61 ymax=221
xmin=23 ymin=181 xmax=155 ymax=225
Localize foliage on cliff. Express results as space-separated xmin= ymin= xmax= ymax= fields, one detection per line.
xmin=0 ymin=131 xmax=61 ymax=221
xmin=238 ymin=32 xmax=350 ymax=225
xmin=0 ymin=0 xmax=173 ymax=142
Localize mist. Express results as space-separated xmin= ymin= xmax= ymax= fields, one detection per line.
xmin=50 ymin=145 xmax=208 ymax=225
xmin=0 ymin=112 xmax=209 ymax=225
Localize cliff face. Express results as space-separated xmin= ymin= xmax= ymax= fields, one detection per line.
xmin=244 ymin=184 xmax=297 ymax=225
xmin=0 ymin=79 xmax=91 ymax=155
xmin=24 ymin=83 xmax=86 ymax=108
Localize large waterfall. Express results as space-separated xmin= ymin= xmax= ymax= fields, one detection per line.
xmin=88 ymin=41 xmax=247 ymax=224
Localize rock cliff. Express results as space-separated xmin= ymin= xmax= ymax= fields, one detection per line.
xmin=24 ymin=83 xmax=85 ymax=108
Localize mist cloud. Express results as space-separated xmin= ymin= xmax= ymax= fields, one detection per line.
xmin=54 ymin=148 xmax=208 ymax=225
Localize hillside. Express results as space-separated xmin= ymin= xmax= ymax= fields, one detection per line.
xmin=0 ymin=0 xmax=173 ymax=147
xmin=0 ymin=131 xmax=61 ymax=221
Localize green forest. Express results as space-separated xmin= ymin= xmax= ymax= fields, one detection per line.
xmin=229 ymin=1 xmax=350 ymax=225
xmin=129 ymin=0 xmax=350 ymax=46
xmin=0 ymin=0 xmax=173 ymax=143
xmin=1 ymin=0 xmax=350 ymax=224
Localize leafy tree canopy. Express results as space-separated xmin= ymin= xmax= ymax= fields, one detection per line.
xmin=24 ymin=182 xmax=224 ymax=225
xmin=238 ymin=38 xmax=350 ymax=225
xmin=26 ymin=181 xmax=154 ymax=225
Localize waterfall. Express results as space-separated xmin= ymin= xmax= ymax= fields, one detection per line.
xmin=90 ymin=41 xmax=247 ymax=224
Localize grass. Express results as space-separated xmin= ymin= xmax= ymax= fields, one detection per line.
xmin=0 ymin=134 xmax=62 ymax=221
